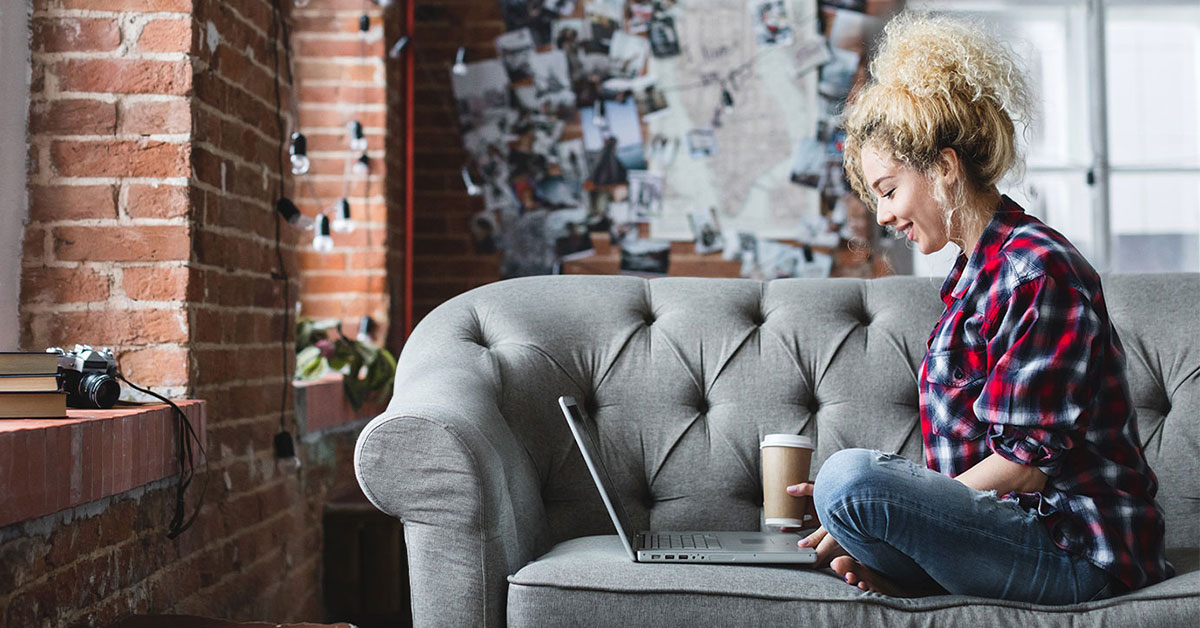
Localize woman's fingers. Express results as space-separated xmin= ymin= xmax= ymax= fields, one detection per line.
xmin=786 ymin=482 xmax=815 ymax=497
xmin=799 ymin=525 xmax=826 ymax=548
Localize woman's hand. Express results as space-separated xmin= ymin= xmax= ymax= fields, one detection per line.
xmin=785 ymin=482 xmax=848 ymax=568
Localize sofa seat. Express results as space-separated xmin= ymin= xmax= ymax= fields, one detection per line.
xmin=507 ymin=536 xmax=1200 ymax=627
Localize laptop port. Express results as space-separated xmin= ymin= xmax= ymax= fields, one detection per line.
xmin=665 ymin=555 xmax=674 ymax=559
xmin=651 ymin=555 xmax=660 ymax=559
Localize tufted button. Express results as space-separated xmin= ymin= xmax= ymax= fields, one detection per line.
xmin=643 ymin=311 xmax=656 ymax=326
xmin=807 ymin=398 xmax=820 ymax=414
xmin=857 ymin=311 xmax=874 ymax=326
xmin=583 ymin=395 xmax=599 ymax=416
xmin=750 ymin=311 xmax=766 ymax=326
xmin=696 ymin=399 xmax=709 ymax=414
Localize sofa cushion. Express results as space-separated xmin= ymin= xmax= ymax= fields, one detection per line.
xmin=507 ymin=536 xmax=1200 ymax=628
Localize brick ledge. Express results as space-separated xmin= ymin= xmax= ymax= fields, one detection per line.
xmin=293 ymin=374 xmax=383 ymax=435
xmin=0 ymin=401 xmax=206 ymax=529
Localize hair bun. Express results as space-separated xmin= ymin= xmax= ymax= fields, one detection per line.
xmin=870 ymin=13 xmax=1033 ymax=129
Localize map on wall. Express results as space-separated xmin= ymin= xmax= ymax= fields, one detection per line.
xmin=645 ymin=0 xmax=822 ymax=240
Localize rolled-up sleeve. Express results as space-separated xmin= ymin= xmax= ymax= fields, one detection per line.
xmin=974 ymin=275 xmax=1102 ymax=477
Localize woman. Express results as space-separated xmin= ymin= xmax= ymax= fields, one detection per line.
xmin=786 ymin=13 xmax=1172 ymax=604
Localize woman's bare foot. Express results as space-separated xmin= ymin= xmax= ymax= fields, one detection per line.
xmin=830 ymin=556 xmax=922 ymax=597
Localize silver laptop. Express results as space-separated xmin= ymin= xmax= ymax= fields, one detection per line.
xmin=559 ymin=396 xmax=818 ymax=565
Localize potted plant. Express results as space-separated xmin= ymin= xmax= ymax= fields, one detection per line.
xmin=295 ymin=317 xmax=396 ymax=411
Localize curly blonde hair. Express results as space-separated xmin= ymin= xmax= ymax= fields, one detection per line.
xmin=842 ymin=12 xmax=1034 ymax=246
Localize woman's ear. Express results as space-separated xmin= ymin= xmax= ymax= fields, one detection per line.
xmin=937 ymin=147 xmax=962 ymax=185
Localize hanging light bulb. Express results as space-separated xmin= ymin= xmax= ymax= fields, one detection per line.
xmin=348 ymin=120 xmax=367 ymax=151
xmin=331 ymin=198 xmax=354 ymax=233
xmin=294 ymin=0 xmax=311 ymax=7
xmin=358 ymin=14 xmax=370 ymax=33
xmin=313 ymin=214 xmax=334 ymax=252
xmin=370 ymin=0 xmax=393 ymax=7
xmin=289 ymin=132 xmax=310 ymax=175
xmin=275 ymin=197 xmax=314 ymax=230
xmin=461 ymin=166 xmax=482 ymax=196
xmin=352 ymin=153 xmax=370 ymax=176
xmin=452 ymin=46 xmax=468 ymax=76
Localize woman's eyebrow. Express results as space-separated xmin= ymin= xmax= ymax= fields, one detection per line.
xmin=870 ymin=175 xmax=894 ymax=192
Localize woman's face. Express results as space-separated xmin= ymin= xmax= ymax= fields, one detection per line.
xmin=859 ymin=144 xmax=950 ymax=255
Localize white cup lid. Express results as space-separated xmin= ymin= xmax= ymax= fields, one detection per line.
xmin=760 ymin=434 xmax=814 ymax=449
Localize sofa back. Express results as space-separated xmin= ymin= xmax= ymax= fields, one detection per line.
xmin=398 ymin=274 xmax=1198 ymax=551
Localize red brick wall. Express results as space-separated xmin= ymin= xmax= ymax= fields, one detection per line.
xmin=5 ymin=0 xmax=399 ymax=625
xmin=292 ymin=1 xmax=393 ymax=342
xmin=410 ymin=1 xmax=503 ymax=324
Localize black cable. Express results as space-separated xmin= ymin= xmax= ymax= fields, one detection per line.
xmin=117 ymin=374 xmax=208 ymax=539
xmin=270 ymin=0 xmax=293 ymax=436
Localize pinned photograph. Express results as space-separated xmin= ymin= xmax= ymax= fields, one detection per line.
xmin=795 ymin=246 xmax=834 ymax=279
xmin=496 ymin=28 xmax=535 ymax=82
xmin=469 ymin=209 xmax=503 ymax=254
xmin=451 ymin=59 xmax=511 ymax=128
xmin=608 ymin=31 xmax=651 ymax=79
xmin=543 ymin=0 xmax=577 ymax=15
xmin=818 ymin=47 xmax=860 ymax=100
xmin=620 ymin=239 xmax=671 ymax=276
xmin=688 ymin=208 xmax=724 ymax=255
xmin=686 ymin=129 xmax=718 ymax=159
xmin=498 ymin=0 xmax=556 ymax=46
xmin=794 ymin=35 xmax=832 ymax=77
xmin=646 ymin=135 xmax=680 ymax=172
xmin=749 ymin=0 xmax=795 ymax=47
xmin=530 ymin=50 xmax=577 ymax=116
xmin=648 ymin=12 xmax=681 ymax=58
xmin=556 ymin=139 xmax=588 ymax=183
xmin=819 ymin=0 xmax=866 ymax=10
xmin=722 ymin=229 xmax=758 ymax=263
xmin=581 ymin=98 xmax=646 ymax=171
xmin=499 ymin=209 xmax=556 ymax=278
xmin=552 ymin=18 xmax=591 ymax=79
xmin=547 ymin=208 xmax=595 ymax=261
xmin=796 ymin=212 xmax=840 ymax=248
xmin=629 ymin=1 xmax=654 ymax=33
xmin=756 ymin=240 xmax=802 ymax=279
xmin=628 ymin=170 xmax=664 ymax=219
xmin=828 ymin=8 xmax=884 ymax=56
xmin=789 ymin=138 xmax=826 ymax=187
xmin=585 ymin=0 xmax=623 ymax=53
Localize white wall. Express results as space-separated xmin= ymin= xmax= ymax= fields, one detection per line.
xmin=0 ymin=1 xmax=31 ymax=351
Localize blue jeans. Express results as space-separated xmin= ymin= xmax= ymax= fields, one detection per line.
xmin=814 ymin=448 xmax=1115 ymax=604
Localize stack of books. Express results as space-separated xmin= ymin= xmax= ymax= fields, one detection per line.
xmin=0 ymin=352 xmax=66 ymax=418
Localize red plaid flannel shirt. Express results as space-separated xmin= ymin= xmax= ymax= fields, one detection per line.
xmin=919 ymin=196 xmax=1173 ymax=591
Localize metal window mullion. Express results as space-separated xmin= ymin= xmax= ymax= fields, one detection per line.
xmin=1087 ymin=0 xmax=1112 ymax=271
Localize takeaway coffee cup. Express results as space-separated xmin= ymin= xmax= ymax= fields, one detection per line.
xmin=760 ymin=434 xmax=815 ymax=529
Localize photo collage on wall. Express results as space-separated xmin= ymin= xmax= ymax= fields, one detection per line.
xmin=453 ymin=0 xmax=891 ymax=279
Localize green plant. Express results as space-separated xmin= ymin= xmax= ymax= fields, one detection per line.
xmin=295 ymin=317 xmax=396 ymax=411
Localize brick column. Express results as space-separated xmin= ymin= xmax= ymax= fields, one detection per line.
xmin=23 ymin=0 xmax=194 ymax=395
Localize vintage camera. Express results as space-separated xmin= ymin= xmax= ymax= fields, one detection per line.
xmin=48 ymin=345 xmax=121 ymax=409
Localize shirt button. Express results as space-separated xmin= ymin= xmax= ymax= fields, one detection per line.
xmin=953 ymin=369 xmax=965 ymax=379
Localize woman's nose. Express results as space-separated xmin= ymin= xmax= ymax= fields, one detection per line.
xmin=876 ymin=207 xmax=893 ymax=227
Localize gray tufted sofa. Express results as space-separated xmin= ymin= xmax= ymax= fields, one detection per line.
xmin=354 ymin=274 xmax=1199 ymax=627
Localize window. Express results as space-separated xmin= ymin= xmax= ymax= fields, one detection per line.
xmin=0 ymin=0 xmax=30 ymax=350
xmin=907 ymin=0 xmax=1200 ymax=277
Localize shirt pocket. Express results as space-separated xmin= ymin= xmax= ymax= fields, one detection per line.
xmin=923 ymin=344 xmax=989 ymax=439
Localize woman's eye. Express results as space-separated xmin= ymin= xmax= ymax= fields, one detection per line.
xmin=883 ymin=189 xmax=896 ymax=200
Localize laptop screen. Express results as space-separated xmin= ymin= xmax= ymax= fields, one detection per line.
xmin=558 ymin=396 xmax=640 ymax=560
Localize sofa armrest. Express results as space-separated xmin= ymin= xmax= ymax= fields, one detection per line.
xmin=354 ymin=368 xmax=550 ymax=628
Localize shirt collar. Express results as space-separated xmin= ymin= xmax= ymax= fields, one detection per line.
xmin=939 ymin=195 xmax=1024 ymax=305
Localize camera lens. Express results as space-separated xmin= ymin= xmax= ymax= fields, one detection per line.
xmin=79 ymin=373 xmax=120 ymax=409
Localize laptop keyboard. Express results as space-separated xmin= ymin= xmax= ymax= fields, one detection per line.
xmin=643 ymin=533 xmax=721 ymax=550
